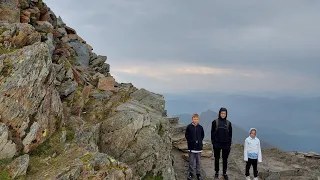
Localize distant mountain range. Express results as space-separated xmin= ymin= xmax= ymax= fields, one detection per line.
xmin=174 ymin=109 xmax=274 ymax=148
xmin=166 ymin=92 xmax=320 ymax=153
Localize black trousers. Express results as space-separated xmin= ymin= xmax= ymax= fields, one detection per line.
xmin=245 ymin=158 xmax=258 ymax=177
xmin=213 ymin=148 xmax=230 ymax=174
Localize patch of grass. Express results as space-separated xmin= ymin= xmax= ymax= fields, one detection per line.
xmin=0 ymin=158 xmax=11 ymax=180
xmin=0 ymin=28 xmax=8 ymax=35
xmin=120 ymin=93 xmax=131 ymax=103
xmin=0 ymin=170 xmax=10 ymax=180
xmin=106 ymin=165 xmax=124 ymax=171
xmin=80 ymin=152 xmax=93 ymax=165
xmin=0 ymin=57 xmax=13 ymax=77
xmin=142 ymin=173 xmax=163 ymax=180
xmin=29 ymin=127 xmax=73 ymax=157
xmin=0 ymin=158 xmax=13 ymax=166
xmin=157 ymin=123 xmax=165 ymax=137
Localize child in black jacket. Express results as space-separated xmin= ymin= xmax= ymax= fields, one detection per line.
xmin=185 ymin=113 xmax=204 ymax=180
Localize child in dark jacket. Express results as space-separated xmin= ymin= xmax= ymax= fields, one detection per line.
xmin=185 ymin=113 xmax=205 ymax=180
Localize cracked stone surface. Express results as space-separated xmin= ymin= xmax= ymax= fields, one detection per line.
xmin=100 ymin=90 xmax=175 ymax=179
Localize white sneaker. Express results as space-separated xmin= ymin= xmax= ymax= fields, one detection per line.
xmin=246 ymin=176 xmax=251 ymax=180
xmin=253 ymin=177 xmax=258 ymax=180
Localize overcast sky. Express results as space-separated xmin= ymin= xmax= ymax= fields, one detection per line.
xmin=46 ymin=0 xmax=320 ymax=95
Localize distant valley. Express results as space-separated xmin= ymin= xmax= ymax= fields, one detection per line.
xmin=165 ymin=92 xmax=320 ymax=153
xmin=174 ymin=109 xmax=274 ymax=148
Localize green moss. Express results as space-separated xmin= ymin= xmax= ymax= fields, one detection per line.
xmin=0 ymin=28 xmax=8 ymax=35
xmin=106 ymin=165 xmax=125 ymax=171
xmin=55 ymin=116 xmax=62 ymax=129
xmin=157 ymin=124 xmax=165 ymax=137
xmin=80 ymin=153 xmax=93 ymax=165
xmin=0 ymin=158 xmax=13 ymax=166
xmin=142 ymin=173 xmax=163 ymax=180
xmin=120 ymin=93 xmax=131 ymax=103
xmin=0 ymin=171 xmax=10 ymax=180
xmin=29 ymin=127 xmax=73 ymax=157
xmin=0 ymin=46 xmax=17 ymax=55
xmin=0 ymin=58 xmax=13 ymax=76
xmin=0 ymin=158 xmax=11 ymax=180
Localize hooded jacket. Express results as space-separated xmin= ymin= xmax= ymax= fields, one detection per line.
xmin=185 ymin=123 xmax=205 ymax=151
xmin=244 ymin=128 xmax=262 ymax=162
xmin=211 ymin=107 xmax=233 ymax=149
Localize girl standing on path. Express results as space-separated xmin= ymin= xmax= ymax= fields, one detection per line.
xmin=244 ymin=128 xmax=262 ymax=180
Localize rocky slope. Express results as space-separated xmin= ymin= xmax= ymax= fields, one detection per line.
xmin=171 ymin=117 xmax=320 ymax=180
xmin=0 ymin=0 xmax=174 ymax=179
xmin=1 ymin=1 xmax=320 ymax=180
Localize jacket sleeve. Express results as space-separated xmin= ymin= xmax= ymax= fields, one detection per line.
xmin=201 ymin=126 xmax=205 ymax=140
xmin=258 ymin=139 xmax=262 ymax=162
xmin=211 ymin=120 xmax=216 ymax=144
xmin=229 ymin=121 xmax=233 ymax=143
xmin=244 ymin=138 xmax=248 ymax=161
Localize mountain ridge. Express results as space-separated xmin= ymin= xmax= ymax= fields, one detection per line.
xmin=174 ymin=109 xmax=274 ymax=148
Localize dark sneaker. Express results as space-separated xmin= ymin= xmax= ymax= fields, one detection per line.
xmin=223 ymin=174 xmax=229 ymax=180
xmin=187 ymin=173 xmax=193 ymax=180
xmin=215 ymin=172 xmax=219 ymax=179
xmin=196 ymin=174 xmax=202 ymax=180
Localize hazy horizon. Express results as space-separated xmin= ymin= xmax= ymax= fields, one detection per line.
xmin=165 ymin=93 xmax=320 ymax=153
xmin=46 ymin=0 xmax=320 ymax=95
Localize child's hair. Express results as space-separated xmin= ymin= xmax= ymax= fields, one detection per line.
xmin=250 ymin=129 xmax=256 ymax=134
xmin=192 ymin=113 xmax=200 ymax=119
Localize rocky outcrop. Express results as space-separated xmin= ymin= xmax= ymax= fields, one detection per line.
xmin=100 ymin=88 xmax=175 ymax=179
xmin=9 ymin=154 xmax=29 ymax=179
xmin=130 ymin=88 xmax=167 ymax=116
xmin=0 ymin=41 xmax=63 ymax=154
xmin=3 ymin=0 xmax=318 ymax=179
xmin=0 ymin=122 xmax=17 ymax=159
xmin=0 ymin=1 xmax=175 ymax=179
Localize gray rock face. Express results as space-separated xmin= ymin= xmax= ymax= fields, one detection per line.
xmin=58 ymin=80 xmax=78 ymax=96
xmin=68 ymin=40 xmax=90 ymax=66
xmin=131 ymin=88 xmax=166 ymax=116
xmin=9 ymin=154 xmax=30 ymax=179
xmin=45 ymin=33 xmax=55 ymax=56
xmin=0 ymin=122 xmax=17 ymax=159
xmin=0 ymin=42 xmax=63 ymax=153
xmin=57 ymin=16 xmax=66 ymax=27
xmin=100 ymin=98 xmax=175 ymax=180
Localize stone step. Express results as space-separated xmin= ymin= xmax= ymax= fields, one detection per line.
xmin=172 ymin=123 xmax=187 ymax=135
xmin=172 ymin=132 xmax=185 ymax=144
xmin=166 ymin=116 xmax=179 ymax=124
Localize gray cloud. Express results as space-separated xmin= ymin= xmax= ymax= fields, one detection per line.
xmin=46 ymin=0 xmax=320 ymax=93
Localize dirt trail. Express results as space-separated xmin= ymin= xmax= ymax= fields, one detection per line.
xmin=172 ymin=143 xmax=320 ymax=180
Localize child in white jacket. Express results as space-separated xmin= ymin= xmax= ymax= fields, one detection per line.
xmin=244 ymin=128 xmax=262 ymax=180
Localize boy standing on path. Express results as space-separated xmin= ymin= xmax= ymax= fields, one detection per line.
xmin=244 ymin=128 xmax=262 ymax=180
xmin=185 ymin=114 xmax=205 ymax=180
xmin=211 ymin=107 xmax=233 ymax=180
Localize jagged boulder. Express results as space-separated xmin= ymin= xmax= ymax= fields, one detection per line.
xmin=9 ymin=154 xmax=30 ymax=179
xmin=100 ymin=96 xmax=175 ymax=179
xmin=0 ymin=122 xmax=17 ymax=159
xmin=0 ymin=42 xmax=63 ymax=154
xmin=68 ymin=40 xmax=90 ymax=66
xmin=0 ymin=23 xmax=41 ymax=49
xmin=130 ymin=88 xmax=167 ymax=116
